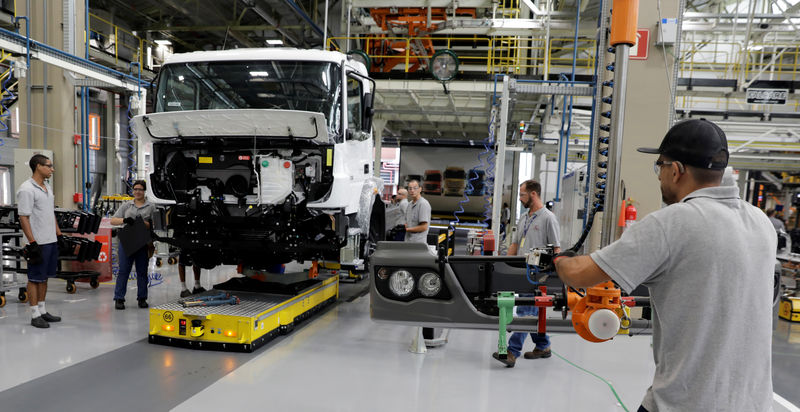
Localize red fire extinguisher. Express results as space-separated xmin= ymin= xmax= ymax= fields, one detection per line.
xmin=624 ymin=198 xmax=637 ymax=228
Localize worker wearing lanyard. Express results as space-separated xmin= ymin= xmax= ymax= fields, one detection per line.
xmin=493 ymin=179 xmax=561 ymax=368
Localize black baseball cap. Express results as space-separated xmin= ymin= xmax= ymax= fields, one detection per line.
xmin=637 ymin=118 xmax=729 ymax=170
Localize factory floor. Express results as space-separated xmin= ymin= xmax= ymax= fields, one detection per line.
xmin=0 ymin=261 xmax=798 ymax=412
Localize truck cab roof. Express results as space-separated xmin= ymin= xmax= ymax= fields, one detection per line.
xmin=165 ymin=48 xmax=353 ymax=66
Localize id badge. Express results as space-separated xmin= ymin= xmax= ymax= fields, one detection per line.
xmin=520 ymin=238 xmax=525 ymax=250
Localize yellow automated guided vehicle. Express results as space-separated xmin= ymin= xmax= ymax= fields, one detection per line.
xmin=779 ymin=296 xmax=800 ymax=323
xmin=148 ymin=273 xmax=339 ymax=352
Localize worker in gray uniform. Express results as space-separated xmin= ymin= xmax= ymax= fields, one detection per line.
xmin=17 ymin=154 xmax=64 ymax=328
xmin=111 ymin=180 xmax=155 ymax=310
xmin=767 ymin=209 xmax=786 ymax=232
xmin=396 ymin=188 xmax=409 ymax=215
xmin=492 ymin=179 xmax=560 ymax=367
xmin=385 ymin=188 xmax=410 ymax=241
xmin=553 ymin=119 xmax=776 ymax=412
xmin=404 ymin=180 xmax=431 ymax=244
xmin=404 ymin=179 xmax=435 ymax=341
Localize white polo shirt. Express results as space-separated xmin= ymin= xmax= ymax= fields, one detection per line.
xmin=16 ymin=178 xmax=58 ymax=245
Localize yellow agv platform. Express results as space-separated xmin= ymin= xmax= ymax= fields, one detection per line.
xmin=148 ymin=275 xmax=338 ymax=352
xmin=779 ymin=296 xmax=800 ymax=323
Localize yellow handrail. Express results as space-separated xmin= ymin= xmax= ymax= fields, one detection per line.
xmin=326 ymin=35 xmax=595 ymax=75
xmin=89 ymin=13 xmax=150 ymax=68
xmin=326 ymin=33 xmax=799 ymax=90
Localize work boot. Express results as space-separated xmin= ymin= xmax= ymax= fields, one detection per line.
xmin=192 ymin=286 xmax=206 ymax=295
xmin=115 ymin=299 xmax=125 ymax=310
xmin=40 ymin=312 xmax=61 ymax=323
xmin=31 ymin=316 xmax=50 ymax=329
xmin=180 ymin=289 xmax=191 ymax=298
xmin=138 ymin=299 xmax=149 ymax=308
xmin=523 ymin=347 xmax=552 ymax=359
xmin=492 ymin=351 xmax=516 ymax=368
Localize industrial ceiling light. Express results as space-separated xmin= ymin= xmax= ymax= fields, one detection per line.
xmin=430 ymin=49 xmax=459 ymax=82
xmin=347 ymin=50 xmax=371 ymax=69
xmin=154 ymin=39 xmax=172 ymax=46
xmin=266 ymin=39 xmax=283 ymax=45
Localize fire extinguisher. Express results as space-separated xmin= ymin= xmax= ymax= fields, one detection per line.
xmin=624 ymin=198 xmax=637 ymax=228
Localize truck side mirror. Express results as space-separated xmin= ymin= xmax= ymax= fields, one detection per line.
xmin=363 ymin=92 xmax=375 ymax=131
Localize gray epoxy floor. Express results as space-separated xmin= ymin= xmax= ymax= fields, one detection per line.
xmin=0 ymin=261 xmax=798 ymax=412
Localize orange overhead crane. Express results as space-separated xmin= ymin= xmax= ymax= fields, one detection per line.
xmin=367 ymin=8 xmax=476 ymax=73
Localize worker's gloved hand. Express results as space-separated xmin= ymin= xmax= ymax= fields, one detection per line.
xmin=24 ymin=241 xmax=43 ymax=265
xmin=123 ymin=217 xmax=135 ymax=226
xmin=549 ymin=250 xmax=577 ymax=272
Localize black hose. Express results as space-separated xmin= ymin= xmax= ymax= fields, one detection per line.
xmin=569 ymin=203 xmax=602 ymax=253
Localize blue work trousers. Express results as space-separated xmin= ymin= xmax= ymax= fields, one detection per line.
xmin=507 ymin=305 xmax=550 ymax=357
xmin=114 ymin=243 xmax=149 ymax=301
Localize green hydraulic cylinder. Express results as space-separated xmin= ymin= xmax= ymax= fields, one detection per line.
xmin=496 ymin=291 xmax=516 ymax=357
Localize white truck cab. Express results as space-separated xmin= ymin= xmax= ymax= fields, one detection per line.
xmin=132 ymin=48 xmax=383 ymax=270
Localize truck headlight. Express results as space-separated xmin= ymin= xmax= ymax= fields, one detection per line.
xmin=376 ymin=267 xmax=389 ymax=280
xmin=388 ymin=270 xmax=415 ymax=297
xmin=418 ymin=272 xmax=442 ymax=297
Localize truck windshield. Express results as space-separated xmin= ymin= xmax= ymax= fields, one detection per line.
xmin=155 ymin=60 xmax=342 ymax=135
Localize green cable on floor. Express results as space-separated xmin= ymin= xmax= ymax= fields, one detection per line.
xmin=550 ymin=347 xmax=630 ymax=412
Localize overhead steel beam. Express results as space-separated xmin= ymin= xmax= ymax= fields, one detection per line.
xmin=0 ymin=28 xmax=145 ymax=92
xmin=375 ymin=93 xmax=418 ymax=136
xmin=157 ymin=0 xmax=257 ymax=48
xmin=377 ymin=79 xmax=499 ymax=94
xmin=787 ymin=0 xmax=800 ymax=14
xmin=448 ymin=92 xmax=469 ymax=139
xmin=682 ymin=22 xmax=798 ymax=31
xmin=684 ymin=12 xmax=800 ymax=19
xmin=350 ymin=0 xmax=492 ymax=6
xmin=510 ymin=79 xmax=594 ymax=96
xmin=73 ymin=78 xmax=128 ymax=91
xmin=145 ymin=24 xmax=304 ymax=32
xmin=729 ymin=153 xmax=800 ymax=171
xmin=374 ymin=109 xmax=489 ymax=117
xmin=408 ymin=90 xmax=441 ymax=136
xmin=393 ymin=123 xmax=493 ymax=133
xmin=242 ymin=0 xmax=302 ymax=46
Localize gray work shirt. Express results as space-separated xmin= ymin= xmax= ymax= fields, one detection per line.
xmin=591 ymin=186 xmax=776 ymax=412
xmin=16 ymin=178 xmax=58 ymax=245
xmin=769 ymin=216 xmax=785 ymax=232
xmin=113 ymin=199 xmax=155 ymax=223
xmin=511 ymin=206 xmax=560 ymax=254
xmin=397 ymin=198 xmax=409 ymax=215
xmin=405 ymin=196 xmax=431 ymax=244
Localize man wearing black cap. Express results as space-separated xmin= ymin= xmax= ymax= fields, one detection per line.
xmin=552 ymin=119 xmax=776 ymax=412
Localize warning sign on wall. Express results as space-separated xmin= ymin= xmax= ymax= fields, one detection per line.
xmin=629 ymin=29 xmax=649 ymax=60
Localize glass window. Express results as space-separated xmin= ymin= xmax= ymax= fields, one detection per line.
xmin=155 ymin=61 xmax=343 ymax=139
xmin=346 ymin=76 xmax=369 ymax=141
xmin=347 ymin=77 xmax=362 ymax=132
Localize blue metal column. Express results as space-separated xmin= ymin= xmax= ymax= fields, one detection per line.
xmin=83 ymin=0 xmax=90 ymax=209
xmin=80 ymin=88 xmax=86 ymax=209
